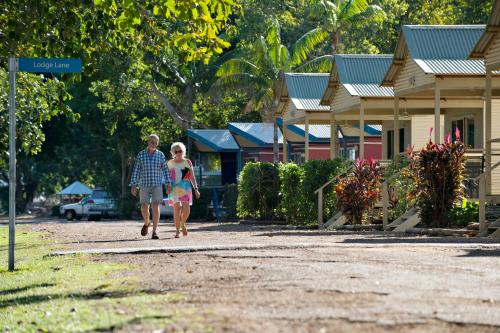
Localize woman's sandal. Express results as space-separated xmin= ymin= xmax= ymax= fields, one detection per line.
xmin=174 ymin=229 xmax=180 ymax=238
xmin=181 ymin=225 xmax=188 ymax=236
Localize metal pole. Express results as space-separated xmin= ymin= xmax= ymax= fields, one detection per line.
xmin=8 ymin=57 xmax=17 ymax=272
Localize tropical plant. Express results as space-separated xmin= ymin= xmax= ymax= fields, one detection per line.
xmin=384 ymin=155 xmax=415 ymax=220
xmin=214 ymin=18 xmax=331 ymax=121
xmin=448 ymin=199 xmax=479 ymax=228
xmin=308 ymin=0 xmax=385 ymax=53
xmin=407 ymin=129 xmax=467 ymax=228
xmin=335 ymin=158 xmax=381 ymax=224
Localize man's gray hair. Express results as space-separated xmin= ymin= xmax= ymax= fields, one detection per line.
xmin=148 ymin=134 xmax=159 ymax=142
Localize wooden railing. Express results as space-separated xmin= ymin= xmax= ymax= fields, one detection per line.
xmin=381 ymin=171 xmax=401 ymax=230
xmin=314 ymin=166 xmax=352 ymax=229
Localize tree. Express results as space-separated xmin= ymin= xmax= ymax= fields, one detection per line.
xmin=215 ymin=18 xmax=330 ymax=120
xmin=308 ymin=0 xmax=385 ymax=54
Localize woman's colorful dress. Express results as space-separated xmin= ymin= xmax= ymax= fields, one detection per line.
xmin=167 ymin=159 xmax=193 ymax=206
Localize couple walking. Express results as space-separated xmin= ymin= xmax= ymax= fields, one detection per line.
xmin=130 ymin=134 xmax=200 ymax=239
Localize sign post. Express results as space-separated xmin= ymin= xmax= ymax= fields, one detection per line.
xmin=8 ymin=57 xmax=17 ymax=272
xmin=7 ymin=57 xmax=81 ymax=271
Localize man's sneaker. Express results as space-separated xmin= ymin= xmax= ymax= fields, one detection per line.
xmin=152 ymin=232 xmax=159 ymax=240
xmin=141 ymin=224 xmax=149 ymax=236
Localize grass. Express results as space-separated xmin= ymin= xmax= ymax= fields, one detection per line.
xmin=0 ymin=226 xmax=205 ymax=332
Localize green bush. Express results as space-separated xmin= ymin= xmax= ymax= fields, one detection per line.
xmin=279 ymin=163 xmax=305 ymax=224
xmin=237 ymin=162 xmax=280 ymax=219
xmin=301 ymin=158 xmax=349 ymax=225
xmin=448 ymin=199 xmax=479 ymax=227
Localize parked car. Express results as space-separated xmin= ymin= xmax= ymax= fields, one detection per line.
xmin=60 ymin=189 xmax=117 ymax=221
xmin=160 ymin=198 xmax=174 ymax=217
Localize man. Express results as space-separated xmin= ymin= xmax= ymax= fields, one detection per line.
xmin=130 ymin=134 xmax=171 ymax=239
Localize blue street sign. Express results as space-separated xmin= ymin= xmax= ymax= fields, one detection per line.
xmin=18 ymin=58 xmax=82 ymax=73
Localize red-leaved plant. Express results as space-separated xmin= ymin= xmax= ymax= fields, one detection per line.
xmin=406 ymin=127 xmax=466 ymax=228
xmin=335 ymin=158 xmax=381 ymax=224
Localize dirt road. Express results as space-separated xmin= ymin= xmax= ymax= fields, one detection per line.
xmin=29 ymin=220 xmax=500 ymax=332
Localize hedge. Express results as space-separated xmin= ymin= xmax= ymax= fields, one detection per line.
xmin=237 ymin=162 xmax=280 ymax=219
xmin=237 ymin=159 xmax=349 ymax=224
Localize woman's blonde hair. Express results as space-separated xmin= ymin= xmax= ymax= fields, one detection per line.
xmin=170 ymin=142 xmax=187 ymax=158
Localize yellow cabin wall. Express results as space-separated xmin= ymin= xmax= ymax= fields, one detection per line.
xmin=332 ymin=85 xmax=359 ymax=112
xmin=394 ymin=58 xmax=435 ymax=95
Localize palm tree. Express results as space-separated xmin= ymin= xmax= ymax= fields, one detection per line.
xmin=214 ymin=18 xmax=332 ymax=120
xmin=214 ymin=19 xmax=332 ymax=161
xmin=308 ymin=0 xmax=385 ymax=54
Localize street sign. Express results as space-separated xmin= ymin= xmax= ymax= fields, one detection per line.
xmin=7 ymin=57 xmax=82 ymax=271
xmin=18 ymin=58 xmax=82 ymax=73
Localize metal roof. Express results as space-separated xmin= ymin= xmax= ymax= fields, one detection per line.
xmin=404 ymin=25 xmax=485 ymax=60
xmin=284 ymin=73 xmax=330 ymax=111
xmin=344 ymin=83 xmax=394 ymax=97
xmin=228 ymin=123 xmax=283 ymax=146
xmin=470 ymin=0 xmax=500 ymax=58
xmin=187 ymin=129 xmax=240 ymax=152
xmin=277 ymin=118 xmax=381 ymax=141
xmin=322 ymin=55 xmax=394 ymax=104
xmin=383 ymin=25 xmax=488 ymax=84
xmin=336 ymin=54 xmax=393 ymax=83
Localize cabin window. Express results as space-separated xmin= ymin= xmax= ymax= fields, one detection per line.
xmin=387 ymin=128 xmax=405 ymax=159
xmin=452 ymin=118 xmax=475 ymax=147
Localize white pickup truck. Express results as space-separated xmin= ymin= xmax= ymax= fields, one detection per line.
xmin=60 ymin=189 xmax=117 ymax=221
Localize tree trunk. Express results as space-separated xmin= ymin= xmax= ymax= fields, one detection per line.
xmin=150 ymin=80 xmax=188 ymax=130
xmin=119 ymin=145 xmax=127 ymax=199
xmin=331 ymin=30 xmax=339 ymax=54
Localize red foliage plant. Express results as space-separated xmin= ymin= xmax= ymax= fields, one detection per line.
xmin=406 ymin=128 xmax=466 ymax=228
xmin=335 ymin=158 xmax=381 ymax=224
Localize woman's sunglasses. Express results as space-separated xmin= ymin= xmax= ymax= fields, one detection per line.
xmin=174 ymin=150 xmax=182 ymax=154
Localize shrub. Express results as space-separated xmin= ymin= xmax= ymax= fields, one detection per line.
xmin=279 ymin=163 xmax=305 ymax=224
xmin=237 ymin=162 xmax=280 ymax=219
xmin=301 ymin=158 xmax=349 ymax=224
xmin=335 ymin=159 xmax=381 ymax=225
xmin=448 ymin=199 xmax=479 ymax=227
xmin=407 ymin=130 xmax=466 ymax=228
xmin=384 ymin=156 xmax=415 ymax=220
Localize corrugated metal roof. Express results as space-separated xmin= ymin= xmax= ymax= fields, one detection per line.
xmin=335 ymin=54 xmax=393 ymax=84
xmin=404 ymin=25 xmax=485 ymax=60
xmin=187 ymin=129 xmax=240 ymax=152
xmin=284 ymin=73 xmax=330 ymax=111
xmin=293 ymin=124 xmax=339 ymax=140
xmin=228 ymin=123 xmax=283 ymax=145
xmin=414 ymin=59 xmax=486 ymax=74
xmin=384 ymin=25 xmax=489 ymax=84
xmin=344 ymin=83 xmax=394 ymax=97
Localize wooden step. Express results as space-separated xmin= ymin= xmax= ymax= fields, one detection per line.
xmin=393 ymin=213 xmax=421 ymax=232
xmin=322 ymin=212 xmax=347 ymax=230
xmin=387 ymin=207 xmax=418 ymax=228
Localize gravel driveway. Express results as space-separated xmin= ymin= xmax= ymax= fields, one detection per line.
xmin=25 ymin=219 xmax=500 ymax=332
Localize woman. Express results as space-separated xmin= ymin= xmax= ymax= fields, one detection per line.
xmin=167 ymin=142 xmax=200 ymax=238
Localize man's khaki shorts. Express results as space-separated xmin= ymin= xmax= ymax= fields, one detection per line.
xmin=139 ymin=186 xmax=163 ymax=204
